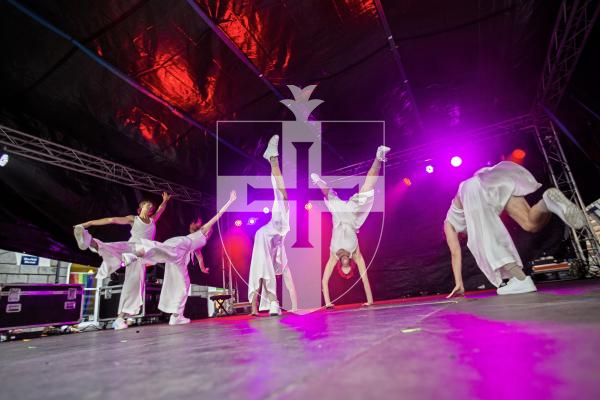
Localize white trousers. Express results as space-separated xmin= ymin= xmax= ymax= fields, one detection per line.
xmin=248 ymin=175 xmax=289 ymax=310
xmin=158 ymin=262 xmax=190 ymax=315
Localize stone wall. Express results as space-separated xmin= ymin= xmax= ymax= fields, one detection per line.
xmin=0 ymin=250 xmax=69 ymax=284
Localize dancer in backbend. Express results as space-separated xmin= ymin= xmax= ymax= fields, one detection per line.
xmin=73 ymin=192 xmax=170 ymax=329
xmin=313 ymin=145 xmax=391 ymax=309
xmin=248 ymin=134 xmax=298 ymax=316
xmin=444 ymin=161 xmax=586 ymax=297
xmin=75 ymin=191 xmax=237 ymax=326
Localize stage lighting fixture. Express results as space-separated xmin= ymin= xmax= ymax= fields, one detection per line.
xmin=263 ymin=207 xmax=270 ymax=214
xmin=402 ymin=178 xmax=412 ymax=186
xmin=425 ymin=165 xmax=434 ymax=174
xmin=512 ymin=149 xmax=526 ymax=160
xmin=0 ymin=153 xmax=8 ymax=167
xmin=234 ymin=219 xmax=243 ymax=227
xmin=247 ymin=217 xmax=257 ymax=225
xmin=304 ymin=202 xmax=313 ymax=211
xmin=450 ymin=156 xmax=462 ymax=167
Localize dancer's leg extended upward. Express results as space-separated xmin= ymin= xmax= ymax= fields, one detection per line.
xmin=249 ymin=135 xmax=298 ymax=315
xmin=314 ymin=145 xmax=390 ymax=308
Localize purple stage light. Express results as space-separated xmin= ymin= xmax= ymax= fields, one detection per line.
xmin=450 ymin=156 xmax=463 ymax=167
xmin=425 ymin=165 xmax=434 ymax=174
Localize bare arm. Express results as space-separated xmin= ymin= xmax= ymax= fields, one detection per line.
xmin=79 ymin=215 xmax=134 ymax=228
xmin=444 ymin=221 xmax=464 ymax=298
xmin=153 ymin=192 xmax=171 ymax=222
xmin=194 ymin=249 xmax=209 ymax=274
xmin=200 ymin=191 xmax=237 ymax=235
xmin=322 ymin=254 xmax=337 ymax=307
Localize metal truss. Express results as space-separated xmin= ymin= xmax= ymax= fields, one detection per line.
xmin=536 ymin=0 xmax=600 ymax=110
xmin=533 ymin=117 xmax=600 ymax=272
xmin=330 ymin=113 xmax=535 ymax=177
xmin=0 ymin=124 xmax=211 ymax=207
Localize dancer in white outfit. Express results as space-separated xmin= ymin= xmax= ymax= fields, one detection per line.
xmin=73 ymin=192 xmax=170 ymax=329
xmin=444 ymin=161 xmax=586 ymax=297
xmin=313 ymin=145 xmax=391 ymax=308
xmin=127 ymin=191 xmax=236 ymax=325
xmin=248 ymin=135 xmax=298 ymax=316
xmin=75 ymin=191 xmax=236 ymax=326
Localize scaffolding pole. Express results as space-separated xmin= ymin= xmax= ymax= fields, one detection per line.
xmin=0 ymin=124 xmax=212 ymax=206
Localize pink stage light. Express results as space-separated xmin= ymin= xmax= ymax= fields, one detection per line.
xmin=234 ymin=219 xmax=243 ymax=227
xmin=425 ymin=165 xmax=434 ymax=174
xmin=304 ymin=202 xmax=313 ymax=211
xmin=450 ymin=156 xmax=463 ymax=167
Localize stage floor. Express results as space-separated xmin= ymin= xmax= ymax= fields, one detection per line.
xmin=2 ymin=280 xmax=600 ymax=400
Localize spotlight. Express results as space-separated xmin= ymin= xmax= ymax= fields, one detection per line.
xmin=512 ymin=149 xmax=526 ymax=160
xmin=402 ymin=178 xmax=412 ymax=186
xmin=247 ymin=217 xmax=257 ymax=225
xmin=450 ymin=156 xmax=462 ymax=167
xmin=263 ymin=207 xmax=270 ymax=214
xmin=234 ymin=219 xmax=243 ymax=227
xmin=304 ymin=202 xmax=313 ymax=211
xmin=0 ymin=153 xmax=8 ymax=167
xmin=425 ymin=165 xmax=434 ymax=174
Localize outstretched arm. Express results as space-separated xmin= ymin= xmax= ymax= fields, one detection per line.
xmin=79 ymin=215 xmax=134 ymax=228
xmin=444 ymin=221 xmax=464 ymax=298
xmin=153 ymin=192 xmax=171 ymax=222
xmin=200 ymin=191 xmax=237 ymax=235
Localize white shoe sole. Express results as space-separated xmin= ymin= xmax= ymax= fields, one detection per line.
xmin=263 ymin=135 xmax=280 ymax=160
xmin=376 ymin=146 xmax=391 ymax=162
xmin=544 ymin=188 xmax=586 ymax=230
xmin=74 ymin=225 xmax=88 ymax=250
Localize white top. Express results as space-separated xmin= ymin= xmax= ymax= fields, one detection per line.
xmin=445 ymin=161 xmax=542 ymax=287
xmin=325 ymin=189 xmax=375 ymax=255
xmin=129 ymin=216 xmax=156 ymax=241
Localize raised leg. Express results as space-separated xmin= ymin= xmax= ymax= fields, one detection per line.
xmin=359 ymin=157 xmax=382 ymax=193
xmin=505 ymin=196 xmax=551 ymax=233
xmin=270 ymin=157 xmax=288 ymax=200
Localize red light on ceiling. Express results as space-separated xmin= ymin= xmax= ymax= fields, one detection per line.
xmin=512 ymin=149 xmax=526 ymax=160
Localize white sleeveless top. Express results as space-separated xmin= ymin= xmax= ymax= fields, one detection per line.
xmin=129 ymin=216 xmax=156 ymax=241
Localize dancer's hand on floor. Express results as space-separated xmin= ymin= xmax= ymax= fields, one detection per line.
xmin=447 ymin=284 xmax=465 ymax=298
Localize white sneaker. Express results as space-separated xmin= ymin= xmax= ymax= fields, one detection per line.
xmin=74 ymin=225 xmax=91 ymax=250
xmin=497 ymin=276 xmax=537 ymax=295
xmin=543 ymin=188 xmax=586 ymax=230
xmin=269 ymin=301 xmax=282 ymax=316
xmin=112 ymin=317 xmax=128 ymax=330
xmin=311 ymin=173 xmax=326 ymax=186
xmin=263 ymin=135 xmax=280 ymax=161
xmin=169 ymin=315 xmax=191 ymax=325
xmin=376 ymin=145 xmax=391 ymax=162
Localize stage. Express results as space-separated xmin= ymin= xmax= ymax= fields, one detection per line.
xmin=1 ymin=280 xmax=599 ymax=400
